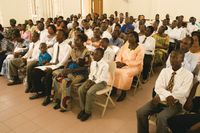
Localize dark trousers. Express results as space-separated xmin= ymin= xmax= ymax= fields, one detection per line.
xmin=168 ymin=97 xmax=200 ymax=133
xmin=31 ymin=68 xmax=53 ymax=96
xmin=142 ymin=54 xmax=153 ymax=80
xmin=168 ymin=113 xmax=200 ymax=133
xmin=0 ymin=52 xmax=7 ymax=72
xmin=168 ymin=41 xmax=180 ymax=55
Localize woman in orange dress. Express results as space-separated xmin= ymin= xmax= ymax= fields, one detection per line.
xmin=112 ymin=31 xmax=145 ymax=102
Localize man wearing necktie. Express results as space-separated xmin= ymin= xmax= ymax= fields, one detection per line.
xmin=78 ymin=48 xmax=109 ymax=121
xmin=137 ymin=50 xmax=193 ymax=133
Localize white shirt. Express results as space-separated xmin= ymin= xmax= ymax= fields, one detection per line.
xmin=103 ymin=46 xmax=116 ymax=63
xmin=23 ymin=40 xmax=40 ymax=62
xmin=46 ymin=36 xmax=57 ymax=56
xmin=187 ymin=23 xmax=199 ymax=35
xmin=39 ymin=29 xmax=48 ymax=43
xmin=50 ymin=39 xmax=72 ymax=68
xmin=84 ymin=28 xmax=93 ymax=39
xmin=139 ymin=35 xmax=156 ymax=55
xmin=102 ymin=30 xmax=112 ymax=39
xmin=167 ymin=27 xmax=186 ymax=42
xmin=89 ymin=59 xmax=109 ymax=84
xmin=166 ymin=51 xmax=198 ymax=72
xmin=155 ymin=67 xmax=193 ymax=105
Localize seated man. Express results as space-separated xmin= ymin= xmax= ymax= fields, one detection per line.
xmin=7 ymin=32 xmax=40 ymax=86
xmin=167 ymin=67 xmax=200 ymax=133
xmin=137 ymin=50 xmax=193 ymax=133
xmin=78 ymin=48 xmax=109 ymax=121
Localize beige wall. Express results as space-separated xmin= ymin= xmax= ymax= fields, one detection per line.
xmin=0 ymin=0 xmax=30 ymax=27
xmin=104 ymin=0 xmax=200 ymax=21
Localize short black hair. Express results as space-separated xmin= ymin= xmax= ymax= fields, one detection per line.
xmin=48 ymin=24 xmax=57 ymax=33
xmin=77 ymin=33 xmax=88 ymax=42
xmin=57 ymin=29 xmax=68 ymax=38
xmin=0 ymin=33 xmax=4 ymax=41
xmin=102 ymin=38 xmax=109 ymax=43
xmin=95 ymin=48 xmax=105 ymax=57
xmin=147 ymin=26 xmax=154 ymax=34
xmin=171 ymin=49 xmax=185 ymax=59
xmin=129 ymin=31 xmax=139 ymax=43
xmin=185 ymin=36 xmax=194 ymax=47
xmin=192 ymin=31 xmax=200 ymax=46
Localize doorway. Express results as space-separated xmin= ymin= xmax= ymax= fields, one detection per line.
xmin=91 ymin=0 xmax=103 ymax=15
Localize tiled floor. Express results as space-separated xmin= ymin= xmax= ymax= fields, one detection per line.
xmin=0 ymin=70 xmax=160 ymax=133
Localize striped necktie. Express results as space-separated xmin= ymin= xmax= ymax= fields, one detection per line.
xmin=166 ymin=71 xmax=176 ymax=92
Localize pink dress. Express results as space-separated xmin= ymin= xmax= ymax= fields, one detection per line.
xmin=113 ymin=42 xmax=145 ymax=90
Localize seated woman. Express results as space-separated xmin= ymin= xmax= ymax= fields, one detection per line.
xmin=190 ymin=31 xmax=200 ymax=62
xmin=111 ymin=31 xmax=145 ymax=102
xmin=53 ymin=33 xmax=91 ymax=112
xmin=153 ymin=25 xmax=169 ymax=65
xmin=85 ymin=27 xmax=102 ymax=51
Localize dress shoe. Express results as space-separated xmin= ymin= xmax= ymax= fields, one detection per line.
xmin=29 ymin=93 xmax=45 ymax=100
xmin=80 ymin=113 xmax=91 ymax=121
xmin=7 ymin=80 xmax=22 ymax=86
xmin=25 ymin=87 xmax=30 ymax=93
xmin=116 ymin=91 xmax=126 ymax=102
xmin=53 ymin=103 xmax=60 ymax=110
xmin=42 ymin=96 xmax=51 ymax=106
xmin=60 ymin=109 xmax=67 ymax=112
xmin=77 ymin=110 xmax=85 ymax=119
xmin=110 ymin=88 xmax=117 ymax=96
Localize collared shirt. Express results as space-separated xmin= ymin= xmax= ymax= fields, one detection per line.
xmin=38 ymin=52 xmax=52 ymax=66
xmin=0 ymin=38 xmax=14 ymax=55
xmin=155 ymin=67 xmax=193 ymax=105
xmin=23 ymin=40 xmax=40 ymax=62
xmin=84 ymin=28 xmax=93 ymax=39
xmin=167 ymin=27 xmax=186 ymax=42
xmin=13 ymin=40 xmax=29 ymax=53
xmin=166 ymin=51 xmax=198 ymax=72
xmin=39 ymin=29 xmax=48 ymax=43
xmin=121 ymin=23 xmax=134 ymax=33
xmin=102 ymin=30 xmax=112 ymax=39
xmin=88 ymin=59 xmax=109 ymax=84
xmin=109 ymin=37 xmax=124 ymax=47
xmin=50 ymin=39 xmax=72 ymax=68
xmin=103 ymin=46 xmax=116 ymax=63
xmin=139 ymin=35 xmax=156 ymax=55
xmin=187 ymin=23 xmax=199 ymax=35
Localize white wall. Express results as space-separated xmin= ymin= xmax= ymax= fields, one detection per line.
xmin=103 ymin=0 xmax=129 ymax=16
xmin=104 ymin=0 xmax=200 ymax=21
xmin=0 ymin=0 xmax=30 ymax=27
xmin=151 ymin=0 xmax=200 ymax=21
xmin=63 ymin=0 xmax=81 ymax=18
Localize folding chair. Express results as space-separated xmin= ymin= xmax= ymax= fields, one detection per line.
xmin=149 ymin=54 xmax=155 ymax=77
xmin=132 ymin=73 xmax=143 ymax=95
xmin=95 ymin=61 xmax=116 ymax=117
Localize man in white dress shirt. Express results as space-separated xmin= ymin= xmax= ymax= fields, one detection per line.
xmin=166 ymin=36 xmax=198 ymax=73
xmin=78 ymin=48 xmax=109 ymax=121
xmin=7 ymin=32 xmax=40 ymax=86
xmin=139 ymin=26 xmax=155 ymax=81
xmin=82 ymin=19 xmax=93 ymax=39
xmin=30 ymin=30 xmax=72 ymax=106
xmin=100 ymin=38 xmax=116 ymax=63
xmin=100 ymin=21 xmax=112 ymax=39
xmin=137 ymin=50 xmax=193 ymax=133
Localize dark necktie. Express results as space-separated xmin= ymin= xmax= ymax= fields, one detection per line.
xmin=166 ymin=72 xmax=176 ymax=92
xmin=55 ymin=45 xmax=60 ymax=64
xmin=142 ymin=37 xmax=147 ymax=44
xmin=93 ymin=62 xmax=99 ymax=81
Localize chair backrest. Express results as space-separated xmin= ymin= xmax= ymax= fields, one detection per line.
xmin=107 ymin=61 xmax=116 ymax=87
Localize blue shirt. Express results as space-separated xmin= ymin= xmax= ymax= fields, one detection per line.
xmin=38 ymin=52 xmax=52 ymax=66
xmin=121 ymin=24 xmax=135 ymax=33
